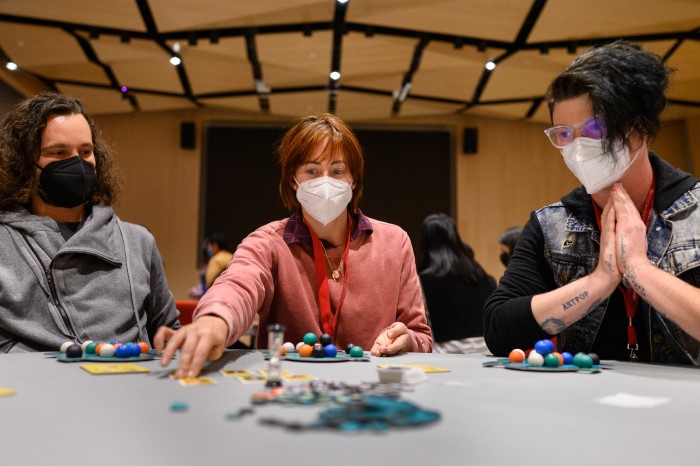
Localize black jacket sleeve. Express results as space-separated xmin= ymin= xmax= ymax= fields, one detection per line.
xmin=483 ymin=212 xmax=558 ymax=356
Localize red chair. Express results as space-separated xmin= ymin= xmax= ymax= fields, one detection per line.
xmin=175 ymin=300 xmax=198 ymax=326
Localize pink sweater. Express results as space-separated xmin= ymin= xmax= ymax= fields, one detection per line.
xmin=193 ymin=215 xmax=432 ymax=352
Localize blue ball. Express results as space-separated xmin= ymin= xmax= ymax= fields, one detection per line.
xmin=323 ymin=344 xmax=337 ymax=358
xmin=534 ymin=339 xmax=554 ymax=355
xmin=126 ymin=342 xmax=142 ymax=357
xmin=561 ymin=351 xmax=573 ymax=365
xmin=115 ymin=344 xmax=131 ymax=358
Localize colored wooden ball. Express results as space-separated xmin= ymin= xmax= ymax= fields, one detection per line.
xmin=65 ymin=344 xmax=83 ymax=358
xmin=115 ymin=344 xmax=132 ymax=358
xmin=295 ymin=341 xmax=305 ymax=351
xmin=561 ymin=351 xmax=574 ymax=365
xmin=572 ymin=352 xmax=593 ymax=369
xmin=311 ymin=343 xmax=325 ymax=358
xmin=588 ymin=353 xmax=600 ymax=365
xmin=298 ymin=344 xmax=313 ymax=357
xmin=345 ymin=343 xmax=355 ymax=354
xmin=282 ymin=342 xmax=296 ymax=353
xmin=552 ymin=351 xmax=564 ymax=365
xmin=349 ymin=346 xmax=364 ymax=358
xmin=80 ymin=340 xmax=94 ymax=351
xmin=323 ymin=344 xmax=337 ymax=358
xmin=100 ymin=343 xmax=116 ymax=357
xmin=319 ymin=333 xmax=333 ymax=346
xmin=534 ymin=339 xmax=554 ymax=355
xmin=508 ymin=349 xmax=525 ymax=363
xmin=85 ymin=342 xmax=98 ymax=354
xmin=280 ymin=345 xmax=286 ymax=357
xmin=60 ymin=341 xmax=74 ymax=353
xmin=137 ymin=342 xmax=150 ymax=354
xmin=543 ymin=353 xmax=560 ymax=367
xmin=303 ymin=333 xmax=317 ymax=345
xmin=527 ymin=351 xmax=544 ymax=367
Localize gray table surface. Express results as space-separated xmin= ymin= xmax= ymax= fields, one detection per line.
xmin=0 ymin=350 xmax=698 ymax=466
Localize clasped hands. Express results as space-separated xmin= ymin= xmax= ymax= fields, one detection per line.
xmin=595 ymin=182 xmax=653 ymax=287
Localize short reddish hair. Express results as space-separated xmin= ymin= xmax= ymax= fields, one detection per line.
xmin=278 ymin=113 xmax=364 ymax=213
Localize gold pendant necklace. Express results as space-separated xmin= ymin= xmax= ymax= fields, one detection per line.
xmin=320 ymin=241 xmax=343 ymax=282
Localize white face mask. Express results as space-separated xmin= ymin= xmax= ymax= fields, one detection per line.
xmin=561 ymin=137 xmax=639 ymax=194
xmin=295 ymin=176 xmax=353 ymax=225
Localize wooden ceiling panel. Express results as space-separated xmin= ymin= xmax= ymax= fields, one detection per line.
xmin=395 ymin=98 xmax=464 ymax=119
xmin=348 ymin=0 xmax=532 ymax=42
xmin=177 ymin=39 xmax=253 ymax=95
xmin=90 ymin=36 xmax=168 ymax=63
xmin=111 ymin=58 xmax=183 ymax=94
xmin=149 ymin=0 xmax=334 ymax=32
xmin=0 ymin=0 xmax=144 ymax=31
xmin=334 ymin=90 xmax=396 ymax=121
xmin=57 ymin=83 xmax=134 ymax=115
xmin=30 ymin=62 xmax=109 ymax=85
xmin=258 ymin=32 xmax=332 ymax=88
xmin=341 ymin=33 xmax=417 ymax=80
xmin=135 ymin=94 xmax=197 ymax=112
xmin=0 ymin=24 xmax=86 ymax=67
xmin=266 ymin=91 xmax=329 ymax=119
xmin=531 ymin=0 xmax=700 ymax=42
xmin=199 ymin=95 xmax=267 ymax=114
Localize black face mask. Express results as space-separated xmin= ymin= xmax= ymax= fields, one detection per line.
xmin=37 ymin=156 xmax=97 ymax=208
xmin=500 ymin=251 xmax=510 ymax=267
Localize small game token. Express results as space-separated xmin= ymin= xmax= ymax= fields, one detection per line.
xmin=349 ymin=346 xmax=364 ymax=358
xmin=298 ymin=344 xmax=313 ymax=357
xmin=302 ymin=333 xmax=317 ymax=345
xmin=508 ymin=349 xmax=525 ymax=363
xmin=80 ymin=340 xmax=94 ymax=351
xmin=99 ymin=343 xmax=116 ymax=358
xmin=552 ymin=351 xmax=564 ymax=365
xmin=60 ymin=341 xmax=74 ymax=353
xmin=137 ymin=342 xmax=150 ymax=354
xmin=170 ymin=401 xmax=188 ymax=412
xmin=115 ymin=344 xmax=132 ymax=358
xmin=282 ymin=342 xmax=295 ymax=353
xmin=561 ymin=352 xmax=573 ymax=364
xmin=311 ymin=343 xmax=325 ymax=358
xmin=588 ymin=353 xmax=600 ymax=365
xmin=345 ymin=343 xmax=355 ymax=354
xmin=85 ymin=342 xmax=98 ymax=354
xmin=323 ymin=344 xmax=337 ymax=358
xmin=295 ymin=341 xmax=305 ymax=351
xmin=65 ymin=344 xmax=83 ymax=358
xmin=527 ymin=351 xmax=544 ymax=367
xmin=543 ymin=353 xmax=560 ymax=367
xmin=534 ymin=339 xmax=555 ymax=355
xmin=572 ymin=352 xmax=593 ymax=368
xmin=319 ymin=333 xmax=333 ymax=346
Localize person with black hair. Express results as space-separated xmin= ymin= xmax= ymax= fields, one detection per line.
xmin=485 ymin=41 xmax=700 ymax=365
xmin=203 ymin=233 xmax=233 ymax=289
xmin=498 ymin=226 xmax=522 ymax=267
xmin=419 ymin=213 xmax=495 ymax=353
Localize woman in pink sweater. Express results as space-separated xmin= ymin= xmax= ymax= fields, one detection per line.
xmin=155 ymin=114 xmax=432 ymax=378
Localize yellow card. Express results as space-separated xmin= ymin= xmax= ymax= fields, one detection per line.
xmin=0 ymin=387 xmax=15 ymax=397
xmin=178 ymin=377 xmax=216 ymax=386
xmin=377 ymin=363 xmax=450 ymax=373
xmin=258 ymin=368 xmax=293 ymax=378
xmin=235 ymin=374 xmax=268 ymax=384
xmin=282 ymin=373 xmax=315 ymax=381
xmin=81 ymin=363 xmax=150 ymax=375
xmin=220 ymin=369 xmax=253 ymax=377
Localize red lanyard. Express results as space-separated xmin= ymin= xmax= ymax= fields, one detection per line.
xmin=592 ymin=176 xmax=656 ymax=360
xmin=304 ymin=214 xmax=352 ymax=337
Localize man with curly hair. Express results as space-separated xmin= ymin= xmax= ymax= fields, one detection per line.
xmin=0 ymin=92 xmax=179 ymax=352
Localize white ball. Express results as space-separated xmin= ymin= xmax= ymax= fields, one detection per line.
xmin=60 ymin=341 xmax=74 ymax=353
xmin=99 ymin=343 xmax=116 ymax=358
xmin=528 ymin=351 xmax=545 ymax=367
xmin=80 ymin=340 xmax=94 ymax=351
xmin=282 ymin=342 xmax=295 ymax=353
xmin=295 ymin=341 xmax=305 ymax=351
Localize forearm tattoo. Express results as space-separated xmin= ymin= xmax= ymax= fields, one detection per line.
xmin=604 ymin=253 xmax=616 ymax=273
xmin=541 ymin=318 xmax=565 ymax=335
xmin=562 ymin=291 xmax=589 ymax=311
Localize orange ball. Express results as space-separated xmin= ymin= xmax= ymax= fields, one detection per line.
xmin=137 ymin=341 xmax=150 ymax=354
xmin=95 ymin=342 xmax=105 ymax=355
xmin=298 ymin=344 xmax=313 ymax=357
xmin=508 ymin=348 xmax=525 ymax=363
xmin=552 ymin=351 xmax=564 ymax=365
xmin=280 ymin=346 xmax=286 ymax=356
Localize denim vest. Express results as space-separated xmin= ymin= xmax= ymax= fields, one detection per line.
xmin=536 ymin=182 xmax=700 ymax=365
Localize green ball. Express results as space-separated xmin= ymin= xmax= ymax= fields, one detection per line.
xmin=543 ymin=353 xmax=560 ymax=367
xmin=572 ymin=353 xmax=593 ymax=369
xmin=302 ymin=333 xmax=317 ymax=345
xmin=349 ymin=346 xmax=364 ymax=358
xmin=85 ymin=342 xmax=98 ymax=354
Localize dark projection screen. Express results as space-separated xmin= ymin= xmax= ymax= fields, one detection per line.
xmin=201 ymin=124 xmax=453 ymax=263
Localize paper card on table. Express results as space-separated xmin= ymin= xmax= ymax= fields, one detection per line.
xmin=220 ymin=369 xmax=253 ymax=377
xmin=235 ymin=374 xmax=268 ymax=384
xmin=258 ymin=368 xmax=293 ymax=378
xmin=0 ymin=387 xmax=15 ymax=397
xmin=81 ymin=363 xmax=150 ymax=375
xmin=377 ymin=363 xmax=450 ymax=373
xmin=282 ymin=373 xmax=315 ymax=381
xmin=178 ymin=377 xmax=217 ymax=387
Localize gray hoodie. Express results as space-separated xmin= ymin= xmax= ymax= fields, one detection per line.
xmin=0 ymin=204 xmax=179 ymax=352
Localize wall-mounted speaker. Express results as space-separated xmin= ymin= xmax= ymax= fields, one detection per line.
xmin=463 ymin=127 xmax=478 ymax=154
xmin=180 ymin=122 xmax=196 ymax=149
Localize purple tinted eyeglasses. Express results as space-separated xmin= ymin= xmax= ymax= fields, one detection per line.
xmin=544 ymin=115 xmax=607 ymax=149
